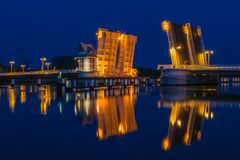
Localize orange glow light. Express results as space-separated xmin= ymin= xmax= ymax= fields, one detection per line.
xmin=162 ymin=21 xmax=170 ymax=32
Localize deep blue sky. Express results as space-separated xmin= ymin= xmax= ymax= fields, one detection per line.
xmin=0 ymin=0 xmax=240 ymax=69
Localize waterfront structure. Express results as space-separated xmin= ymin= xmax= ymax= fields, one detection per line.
xmin=75 ymin=42 xmax=97 ymax=72
xmin=158 ymin=21 xmax=233 ymax=86
xmin=96 ymin=28 xmax=138 ymax=77
xmin=162 ymin=21 xmax=213 ymax=66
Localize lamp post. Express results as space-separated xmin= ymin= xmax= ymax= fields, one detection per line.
xmin=40 ymin=57 xmax=47 ymax=70
xmin=20 ymin=64 xmax=26 ymax=72
xmin=45 ymin=62 xmax=50 ymax=70
xmin=9 ymin=61 xmax=15 ymax=73
xmin=205 ymin=50 xmax=214 ymax=66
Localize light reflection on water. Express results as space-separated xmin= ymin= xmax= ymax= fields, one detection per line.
xmin=0 ymin=84 xmax=240 ymax=158
xmin=1 ymin=85 xmax=140 ymax=141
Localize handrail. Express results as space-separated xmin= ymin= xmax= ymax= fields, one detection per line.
xmin=157 ymin=64 xmax=240 ymax=71
xmin=0 ymin=69 xmax=78 ymax=76
xmin=0 ymin=70 xmax=59 ymax=76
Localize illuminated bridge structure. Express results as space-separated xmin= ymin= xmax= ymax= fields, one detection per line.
xmin=158 ymin=64 xmax=240 ymax=85
xmin=159 ymin=20 xmax=240 ymax=85
xmin=161 ymin=21 xmax=213 ymax=66
xmin=0 ymin=70 xmax=150 ymax=89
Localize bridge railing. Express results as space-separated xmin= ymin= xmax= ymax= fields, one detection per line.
xmin=157 ymin=64 xmax=240 ymax=71
xmin=0 ymin=70 xmax=59 ymax=76
xmin=0 ymin=69 xmax=81 ymax=76
xmin=59 ymin=69 xmax=76 ymax=73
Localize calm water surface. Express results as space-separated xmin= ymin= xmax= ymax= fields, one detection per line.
xmin=0 ymin=85 xmax=240 ymax=160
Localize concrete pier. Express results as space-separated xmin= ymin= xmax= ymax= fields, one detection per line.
xmin=159 ymin=66 xmax=240 ymax=86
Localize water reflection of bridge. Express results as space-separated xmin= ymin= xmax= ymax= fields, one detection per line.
xmin=158 ymin=86 xmax=240 ymax=108
xmin=0 ymin=85 xmax=139 ymax=140
xmin=158 ymin=86 xmax=240 ymax=151
xmin=74 ymin=87 xmax=138 ymax=140
xmin=161 ymin=100 xmax=213 ymax=151
xmin=1 ymin=85 xmax=240 ymax=146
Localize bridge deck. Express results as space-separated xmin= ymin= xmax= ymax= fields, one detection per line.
xmin=157 ymin=65 xmax=240 ymax=75
xmin=157 ymin=64 xmax=240 ymax=71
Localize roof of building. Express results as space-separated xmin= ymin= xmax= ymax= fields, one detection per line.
xmin=78 ymin=42 xmax=96 ymax=57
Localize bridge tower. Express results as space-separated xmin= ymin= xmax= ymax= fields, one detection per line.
xmin=96 ymin=28 xmax=138 ymax=77
xmin=162 ymin=21 xmax=210 ymax=67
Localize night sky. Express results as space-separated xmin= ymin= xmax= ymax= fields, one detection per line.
xmin=0 ymin=0 xmax=240 ymax=69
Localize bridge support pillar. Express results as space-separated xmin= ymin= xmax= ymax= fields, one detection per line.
xmin=84 ymin=80 xmax=89 ymax=88
xmin=104 ymin=79 xmax=108 ymax=86
xmin=11 ymin=79 xmax=15 ymax=87
xmin=124 ymin=79 xmax=128 ymax=86
xmin=37 ymin=79 xmax=41 ymax=85
xmin=73 ymin=80 xmax=76 ymax=88
xmin=90 ymin=79 xmax=95 ymax=88
xmin=65 ymin=80 xmax=72 ymax=92
xmin=109 ymin=79 xmax=113 ymax=86
xmin=128 ymin=79 xmax=131 ymax=85
xmin=134 ymin=78 xmax=139 ymax=85
xmin=94 ymin=79 xmax=98 ymax=87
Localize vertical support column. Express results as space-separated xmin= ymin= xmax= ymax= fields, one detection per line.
xmin=65 ymin=80 xmax=72 ymax=92
xmin=90 ymin=79 xmax=95 ymax=90
xmin=11 ymin=79 xmax=15 ymax=87
xmin=84 ymin=80 xmax=89 ymax=88
xmin=72 ymin=80 xmax=77 ymax=91
xmin=72 ymin=80 xmax=76 ymax=88
xmin=37 ymin=79 xmax=42 ymax=85
xmin=128 ymin=79 xmax=131 ymax=85
xmin=124 ymin=79 xmax=128 ymax=86
xmin=104 ymin=79 xmax=108 ymax=86
xmin=95 ymin=79 xmax=98 ymax=87
xmin=120 ymin=79 xmax=124 ymax=86
xmin=134 ymin=78 xmax=139 ymax=85
xmin=109 ymin=79 xmax=113 ymax=86
xmin=113 ymin=79 xmax=116 ymax=86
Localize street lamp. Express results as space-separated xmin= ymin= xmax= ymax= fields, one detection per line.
xmin=204 ymin=50 xmax=214 ymax=65
xmin=9 ymin=61 xmax=15 ymax=73
xmin=45 ymin=62 xmax=51 ymax=70
xmin=40 ymin=57 xmax=47 ymax=70
xmin=20 ymin=64 xmax=26 ymax=72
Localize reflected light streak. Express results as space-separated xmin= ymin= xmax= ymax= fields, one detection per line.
xmin=162 ymin=100 xmax=214 ymax=151
xmin=7 ymin=87 xmax=16 ymax=113
xmin=20 ymin=85 xmax=27 ymax=104
xmin=39 ymin=86 xmax=51 ymax=115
